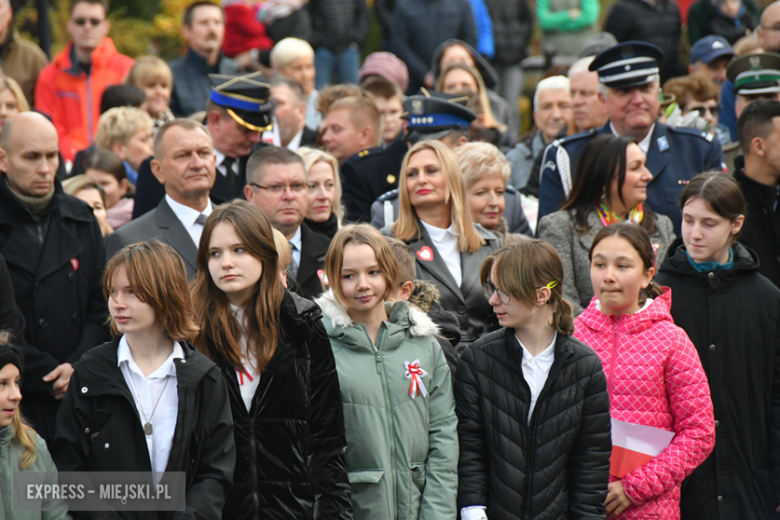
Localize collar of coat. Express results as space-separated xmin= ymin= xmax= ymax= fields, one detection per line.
xmin=315 ymin=289 xmax=439 ymax=337
xmin=72 ymin=337 xmax=220 ymax=397
xmin=577 ymin=286 xmax=675 ymax=335
xmin=659 ymin=238 xmax=760 ymax=277
xmin=0 ymin=174 xmax=94 ymax=224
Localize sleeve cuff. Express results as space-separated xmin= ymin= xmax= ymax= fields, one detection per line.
xmin=461 ymin=505 xmax=488 ymax=520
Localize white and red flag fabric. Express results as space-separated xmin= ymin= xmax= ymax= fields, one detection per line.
xmin=610 ymin=418 xmax=675 ymax=478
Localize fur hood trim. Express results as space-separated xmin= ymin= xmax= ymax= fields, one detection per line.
xmin=315 ymin=290 xmax=440 ymax=338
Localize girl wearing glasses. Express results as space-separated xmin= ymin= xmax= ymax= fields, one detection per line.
xmin=296 ymin=147 xmax=343 ymax=239
xmin=192 ymin=201 xmax=351 ymax=520
xmin=381 ymin=140 xmax=503 ymax=345
xmin=575 ymin=223 xmax=714 ymax=519
xmin=456 ymin=239 xmax=611 ymax=520
xmin=315 ymin=224 xmax=458 ymax=520
xmin=538 ymin=134 xmax=675 ymax=316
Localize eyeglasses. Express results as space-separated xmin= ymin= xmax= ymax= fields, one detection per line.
xmin=686 ymin=105 xmax=720 ymax=118
xmin=483 ymin=281 xmax=511 ymax=305
xmin=248 ymin=182 xmax=306 ymax=195
xmin=72 ymin=18 xmax=105 ymax=27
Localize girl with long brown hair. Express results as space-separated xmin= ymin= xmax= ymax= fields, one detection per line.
xmin=0 ymin=334 xmax=69 ymax=520
xmin=192 ymin=200 xmax=351 ymax=520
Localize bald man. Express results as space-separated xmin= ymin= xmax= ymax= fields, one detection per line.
xmin=0 ymin=112 xmax=109 ymax=440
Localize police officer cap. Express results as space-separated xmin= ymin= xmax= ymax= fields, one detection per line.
xmin=726 ymin=53 xmax=780 ymax=96
xmin=209 ymin=72 xmax=274 ymax=132
xmin=589 ymin=41 xmax=664 ymax=89
xmin=402 ymin=91 xmax=476 ymax=143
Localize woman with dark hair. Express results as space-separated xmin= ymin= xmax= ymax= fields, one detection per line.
xmin=456 ymin=240 xmax=610 ymax=520
xmin=538 ymin=133 xmax=675 ymax=315
xmin=52 ymin=241 xmax=235 ymax=519
xmin=85 ymin=149 xmax=134 ymax=230
xmin=192 ymin=200 xmax=351 ymax=520
xmin=654 ymin=172 xmax=780 ymax=520
xmin=575 ymin=223 xmax=715 ymax=519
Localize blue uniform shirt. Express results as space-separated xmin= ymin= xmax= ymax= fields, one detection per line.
xmin=538 ymin=121 xmax=723 ymax=234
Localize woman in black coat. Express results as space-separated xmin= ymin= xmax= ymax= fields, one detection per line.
xmin=192 ymin=201 xmax=351 ymax=520
xmin=381 ymin=140 xmax=503 ymax=345
xmin=52 ymin=242 xmax=235 ymax=520
xmin=654 ymin=172 xmax=780 ymax=520
xmin=456 ymin=240 xmax=610 ymax=520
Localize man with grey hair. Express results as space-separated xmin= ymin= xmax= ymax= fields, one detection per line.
xmin=507 ymin=76 xmax=573 ymax=190
xmin=538 ymin=42 xmax=723 ymax=233
xmin=569 ymin=56 xmax=607 ymax=133
xmin=244 ymin=145 xmax=330 ymax=300
xmin=106 ymin=119 xmax=217 ymax=279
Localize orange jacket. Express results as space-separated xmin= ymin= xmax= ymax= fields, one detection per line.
xmin=35 ymin=38 xmax=133 ymax=162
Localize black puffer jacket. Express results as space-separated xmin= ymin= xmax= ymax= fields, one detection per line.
xmin=603 ymin=0 xmax=684 ymax=82
xmin=208 ymin=291 xmax=352 ymax=520
xmin=655 ymin=241 xmax=780 ymax=520
xmin=455 ymin=328 xmax=611 ymax=520
xmin=308 ymin=0 xmax=368 ymax=53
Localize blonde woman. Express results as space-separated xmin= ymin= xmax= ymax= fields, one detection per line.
xmin=454 ymin=142 xmax=530 ymax=243
xmin=296 ymin=146 xmax=343 ymax=238
xmin=94 ymin=107 xmax=154 ymax=185
xmin=0 ymin=77 xmax=28 ymax=136
xmin=271 ymin=38 xmax=320 ymax=130
xmin=437 ymin=63 xmax=506 ymax=135
xmin=125 ymin=56 xmax=175 ymax=129
xmin=381 ymin=140 xmax=503 ymax=344
xmin=0 ymin=335 xmax=70 ymax=520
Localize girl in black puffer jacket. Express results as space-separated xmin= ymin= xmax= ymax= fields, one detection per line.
xmin=455 ymin=240 xmax=611 ymax=520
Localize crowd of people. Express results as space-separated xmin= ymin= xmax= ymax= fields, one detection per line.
xmin=1 ymin=0 xmax=780 ymax=519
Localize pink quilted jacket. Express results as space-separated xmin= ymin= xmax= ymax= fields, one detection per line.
xmin=574 ymin=288 xmax=715 ymax=520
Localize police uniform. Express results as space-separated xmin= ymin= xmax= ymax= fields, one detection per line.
xmin=340 ymin=93 xmax=476 ymax=223
xmin=132 ymin=73 xmax=273 ymax=218
xmin=721 ymin=53 xmax=780 ymax=175
xmin=538 ymin=42 xmax=723 ymax=234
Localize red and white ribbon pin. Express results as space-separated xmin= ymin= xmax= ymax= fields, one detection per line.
xmin=404 ymin=359 xmax=428 ymax=399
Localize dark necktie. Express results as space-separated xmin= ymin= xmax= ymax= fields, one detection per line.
xmin=195 ymin=213 xmax=208 ymax=226
xmin=222 ymin=157 xmax=239 ymax=188
xmin=288 ymin=241 xmax=299 ymax=280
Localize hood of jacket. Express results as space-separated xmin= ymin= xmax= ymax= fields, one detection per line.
xmin=659 ymin=238 xmax=759 ymax=278
xmin=577 ymin=286 xmax=675 ymax=336
xmin=316 ymin=290 xmax=439 ymax=349
xmin=52 ymin=37 xmax=123 ymax=75
xmin=431 ymin=39 xmax=499 ymax=91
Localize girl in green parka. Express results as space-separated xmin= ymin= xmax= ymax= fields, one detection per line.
xmin=0 ymin=335 xmax=70 ymax=520
xmin=316 ymin=224 xmax=459 ymax=520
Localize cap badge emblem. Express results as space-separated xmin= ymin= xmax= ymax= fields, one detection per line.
xmin=750 ymin=55 xmax=761 ymax=69
xmin=411 ymin=98 xmax=424 ymax=115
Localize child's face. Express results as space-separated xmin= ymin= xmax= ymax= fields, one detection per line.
xmin=0 ymin=363 xmax=21 ymax=428
xmin=339 ymin=243 xmax=388 ymax=316
xmin=590 ymin=235 xmax=655 ymax=317
xmin=719 ymin=0 xmax=741 ymax=18
xmin=682 ymin=197 xmax=743 ymax=264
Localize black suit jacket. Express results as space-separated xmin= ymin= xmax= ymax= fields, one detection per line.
xmin=107 ymin=197 xmax=200 ymax=279
xmin=292 ymin=223 xmax=332 ymax=300
xmin=301 ymin=126 xmax=318 ymax=148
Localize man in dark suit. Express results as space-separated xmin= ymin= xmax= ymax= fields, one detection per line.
xmin=133 ymin=72 xmax=273 ymax=218
xmin=106 ymin=119 xmax=217 ymax=279
xmin=539 ymin=41 xmax=723 ymax=233
xmin=245 ymin=146 xmax=330 ymax=300
xmin=270 ymin=76 xmax=318 ymax=150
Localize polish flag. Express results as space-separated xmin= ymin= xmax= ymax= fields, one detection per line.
xmin=610 ymin=418 xmax=675 ymax=478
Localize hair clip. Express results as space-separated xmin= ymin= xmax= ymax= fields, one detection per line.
xmin=546 ymin=280 xmax=558 ymax=290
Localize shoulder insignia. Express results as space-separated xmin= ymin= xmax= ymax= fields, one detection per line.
xmin=667 ymin=125 xmax=715 ymax=142
xmin=353 ymin=147 xmax=383 ymax=161
xmin=359 ymin=150 xmax=370 ymax=157
xmin=377 ymin=189 xmax=399 ymax=202
xmin=386 ymin=174 xmax=396 ymax=185
xmin=705 ymin=133 xmax=714 ymax=142
xmin=657 ymin=135 xmax=669 ymax=152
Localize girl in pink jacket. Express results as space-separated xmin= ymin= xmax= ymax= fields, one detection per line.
xmin=574 ymin=223 xmax=715 ymax=520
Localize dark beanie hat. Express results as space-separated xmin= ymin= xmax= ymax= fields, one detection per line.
xmin=0 ymin=341 xmax=22 ymax=373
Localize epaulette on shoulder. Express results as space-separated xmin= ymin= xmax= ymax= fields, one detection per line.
xmin=354 ymin=147 xmax=383 ymax=160
xmin=553 ymin=128 xmax=597 ymax=147
xmin=376 ymin=189 xmax=399 ymax=202
xmin=667 ymin=125 xmax=715 ymax=142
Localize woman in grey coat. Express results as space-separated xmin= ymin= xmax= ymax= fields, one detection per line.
xmin=538 ymin=134 xmax=675 ymax=315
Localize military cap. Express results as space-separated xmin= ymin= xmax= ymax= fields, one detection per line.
xmin=209 ymin=72 xmax=274 ymax=132
xmin=727 ymin=53 xmax=780 ymax=96
xmin=402 ymin=90 xmax=477 ymax=143
xmin=589 ymin=41 xmax=665 ymax=89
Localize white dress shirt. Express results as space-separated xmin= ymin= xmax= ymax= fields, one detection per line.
xmin=420 ymin=220 xmax=462 ymax=287
xmin=230 ymin=305 xmax=261 ymax=411
xmin=610 ymin=123 xmax=655 ymax=154
xmin=285 ymin=128 xmax=304 ymax=151
xmin=165 ymin=194 xmax=213 ymax=247
xmin=214 ymin=150 xmax=239 ymax=177
xmin=517 ymin=332 xmax=557 ymax=424
xmin=118 ymin=336 xmax=183 ymax=481
xmin=289 ymin=226 xmax=302 ymax=268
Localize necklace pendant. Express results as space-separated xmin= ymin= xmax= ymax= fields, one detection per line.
xmin=144 ymin=422 xmax=153 ymax=435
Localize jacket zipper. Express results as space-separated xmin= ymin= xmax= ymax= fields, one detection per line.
xmin=86 ymin=75 xmax=93 ymax=144
xmin=374 ymin=325 xmax=397 ymax=512
xmin=248 ymin=418 xmax=259 ymax=518
xmin=609 ymin=321 xmax=619 ymax=402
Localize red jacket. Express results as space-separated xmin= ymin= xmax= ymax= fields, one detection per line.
xmin=35 ymin=38 xmax=133 ymax=162
xmin=222 ymin=3 xmax=273 ymax=57
xmin=574 ymin=288 xmax=715 ymax=520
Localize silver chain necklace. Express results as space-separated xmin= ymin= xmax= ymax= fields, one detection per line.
xmin=127 ymin=374 xmax=170 ymax=436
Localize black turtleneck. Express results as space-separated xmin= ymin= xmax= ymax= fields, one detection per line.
xmin=304 ymin=213 xmax=339 ymax=239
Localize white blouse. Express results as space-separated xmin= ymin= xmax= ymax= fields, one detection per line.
xmin=231 ymin=305 xmax=262 ymax=411
xmin=420 ymin=219 xmax=462 ymax=287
